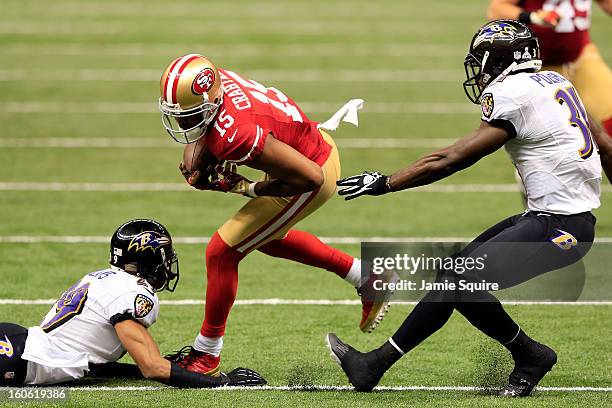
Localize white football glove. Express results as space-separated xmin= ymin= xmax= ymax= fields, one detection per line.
xmin=337 ymin=171 xmax=391 ymax=200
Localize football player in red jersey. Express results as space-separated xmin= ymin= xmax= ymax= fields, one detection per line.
xmin=158 ymin=54 xmax=394 ymax=375
xmin=487 ymin=0 xmax=612 ymax=136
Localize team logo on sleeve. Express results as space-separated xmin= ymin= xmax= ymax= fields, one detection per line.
xmin=481 ymin=93 xmax=494 ymax=118
xmin=192 ymin=68 xmax=215 ymax=95
xmin=134 ymin=294 xmax=154 ymax=318
xmin=551 ymin=230 xmax=578 ymax=250
xmin=128 ymin=231 xmax=170 ymax=254
xmin=0 ymin=336 xmax=14 ymax=358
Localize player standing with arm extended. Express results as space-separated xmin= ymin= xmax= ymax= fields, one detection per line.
xmin=0 ymin=219 xmax=264 ymax=388
xmin=327 ymin=21 xmax=601 ymax=397
xmin=158 ymin=55 xmax=395 ymax=376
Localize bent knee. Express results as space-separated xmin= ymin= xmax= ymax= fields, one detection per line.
xmin=206 ymin=232 xmax=243 ymax=266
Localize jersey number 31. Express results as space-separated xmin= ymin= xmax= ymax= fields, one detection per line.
xmin=555 ymin=86 xmax=594 ymax=160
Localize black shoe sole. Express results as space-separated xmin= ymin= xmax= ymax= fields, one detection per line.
xmin=326 ymin=333 xmax=381 ymax=392
xmin=499 ymin=344 xmax=557 ymax=397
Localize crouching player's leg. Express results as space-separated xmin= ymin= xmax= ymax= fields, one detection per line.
xmin=179 ymin=132 xmax=394 ymax=374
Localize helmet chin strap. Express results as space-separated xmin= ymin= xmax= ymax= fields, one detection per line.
xmin=481 ymin=51 xmax=490 ymax=73
xmin=480 ymin=59 xmax=542 ymax=101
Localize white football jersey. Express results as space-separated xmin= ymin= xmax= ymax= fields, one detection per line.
xmin=481 ymin=70 xmax=601 ymax=215
xmin=21 ymin=268 xmax=159 ymax=385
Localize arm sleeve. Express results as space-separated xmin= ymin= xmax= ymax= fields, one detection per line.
xmin=168 ymin=362 xmax=229 ymax=388
xmin=88 ymin=362 xmax=144 ymax=379
xmin=105 ymin=291 xmax=159 ymax=328
xmin=480 ymin=90 xmax=523 ymax=139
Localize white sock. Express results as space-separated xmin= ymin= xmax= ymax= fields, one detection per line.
xmin=344 ymin=258 xmax=362 ymax=288
xmin=193 ymin=334 xmax=223 ymax=357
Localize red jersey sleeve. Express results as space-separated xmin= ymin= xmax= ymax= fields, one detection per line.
xmin=207 ymin=119 xmax=268 ymax=165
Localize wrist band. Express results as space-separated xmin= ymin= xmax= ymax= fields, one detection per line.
xmin=247 ymin=182 xmax=258 ymax=197
xmin=385 ymin=176 xmax=393 ymax=193
xmin=518 ymin=11 xmax=532 ymax=25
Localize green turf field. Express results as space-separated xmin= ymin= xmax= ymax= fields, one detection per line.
xmin=1 ymin=0 xmax=611 ymax=406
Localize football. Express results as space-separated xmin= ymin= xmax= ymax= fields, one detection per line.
xmin=182 ymin=138 xmax=220 ymax=174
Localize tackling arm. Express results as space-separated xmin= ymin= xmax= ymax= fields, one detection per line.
xmin=388 ymin=122 xmax=510 ymax=191
xmin=337 ymin=122 xmax=510 ymax=200
xmin=114 ymin=319 xmax=228 ymax=387
xmin=114 ymin=319 xmax=170 ymax=381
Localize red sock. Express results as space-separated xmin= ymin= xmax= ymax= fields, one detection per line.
xmin=603 ymin=117 xmax=612 ymax=137
xmin=258 ymin=230 xmax=354 ymax=278
xmin=200 ymin=232 xmax=245 ymax=338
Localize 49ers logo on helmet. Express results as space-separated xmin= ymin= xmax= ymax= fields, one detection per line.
xmin=192 ymin=68 xmax=215 ymax=95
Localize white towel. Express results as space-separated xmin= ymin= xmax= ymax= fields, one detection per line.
xmin=317 ymin=99 xmax=364 ymax=131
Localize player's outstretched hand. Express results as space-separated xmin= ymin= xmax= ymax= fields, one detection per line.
xmin=337 ymin=171 xmax=391 ymax=200
xmin=224 ymin=367 xmax=267 ymax=387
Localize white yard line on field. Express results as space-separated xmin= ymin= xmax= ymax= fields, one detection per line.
xmin=0 ymin=299 xmax=610 ymax=306
xmin=0 ymin=43 xmax=466 ymax=57
xmin=0 ymin=182 xmax=610 ymax=193
xmin=0 ymin=101 xmax=477 ymax=114
xmin=0 ymin=137 xmax=456 ymax=149
xmin=0 ymin=21 xmax=467 ymax=36
xmin=0 ymin=3 xmax=483 ymax=19
xmin=0 ymin=236 xmax=468 ymax=244
xmin=3 ymin=385 xmax=609 ymax=392
xmin=2 ymin=235 xmax=612 ymax=244
xmin=0 ymin=69 xmax=462 ymax=82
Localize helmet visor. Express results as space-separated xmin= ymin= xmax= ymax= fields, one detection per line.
xmin=159 ymin=99 xmax=220 ymax=144
xmin=149 ymin=249 xmax=180 ymax=292
xmin=463 ymin=54 xmax=485 ymax=104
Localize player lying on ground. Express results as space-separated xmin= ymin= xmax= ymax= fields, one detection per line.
xmin=328 ymin=20 xmax=601 ymax=397
xmin=158 ymin=55 xmax=394 ymax=375
xmin=0 ymin=219 xmax=265 ymax=388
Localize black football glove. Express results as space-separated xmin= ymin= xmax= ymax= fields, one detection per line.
xmin=224 ymin=367 xmax=267 ymax=386
xmin=337 ymin=171 xmax=391 ymax=200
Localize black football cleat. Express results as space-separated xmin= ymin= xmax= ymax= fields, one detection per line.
xmin=225 ymin=367 xmax=267 ymax=387
xmin=326 ymin=333 xmax=389 ymax=392
xmin=499 ymin=341 xmax=557 ymax=397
